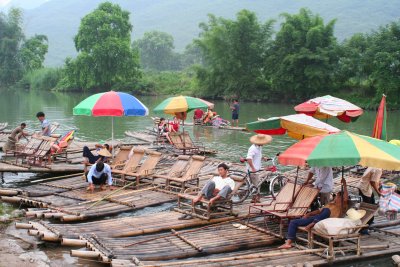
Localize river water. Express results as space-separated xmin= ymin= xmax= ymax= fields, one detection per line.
xmin=1 ymin=90 xmax=399 ymax=161
xmin=0 ymin=89 xmax=399 ymax=266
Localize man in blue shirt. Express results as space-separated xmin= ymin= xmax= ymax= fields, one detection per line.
xmin=230 ymin=100 xmax=240 ymax=127
xmin=86 ymin=161 xmax=114 ymax=192
xmin=36 ymin=111 xmax=51 ymax=136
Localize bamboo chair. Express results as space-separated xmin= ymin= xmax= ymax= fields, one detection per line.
xmin=300 ymin=202 xmax=379 ymax=260
xmin=152 ymin=155 xmax=191 ymax=188
xmin=29 ymin=136 xmax=58 ymax=166
xmin=181 ymin=131 xmax=205 ymax=154
xmin=124 ymin=151 xmax=162 ymax=188
xmin=264 ymin=185 xmax=320 ymax=238
xmin=169 ymin=132 xmax=199 ymax=154
xmin=175 ymin=173 xmax=245 ymax=220
xmin=248 ymin=181 xmax=302 ymax=215
xmin=110 ymin=145 xmax=134 ymax=170
xmin=14 ymin=137 xmax=44 ymax=164
xmin=156 ymin=155 xmax=205 ymax=192
xmin=112 ymin=148 xmax=145 ymax=179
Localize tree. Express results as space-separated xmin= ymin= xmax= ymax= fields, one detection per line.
xmin=0 ymin=8 xmax=24 ymax=86
xmin=195 ymin=10 xmax=274 ymax=99
xmin=135 ymin=31 xmax=177 ymax=71
xmin=65 ymin=2 xmax=140 ymax=90
xmin=268 ymin=8 xmax=339 ymax=101
xmin=19 ymin=34 xmax=48 ymax=72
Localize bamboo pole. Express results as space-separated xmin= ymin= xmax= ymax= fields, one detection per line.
xmin=85 ymin=181 xmax=138 ymax=210
xmin=61 ymin=238 xmax=87 ymax=247
xmin=29 ymin=172 xmax=84 ymax=184
xmin=15 ymin=222 xmax=33 ymax=229
xmin=142 ymin=248 xmax=327 ymax=266
xmin=70 ymin=250 xmax=100 ymax=258
xmin=0 ymin=189 xmax=19 ymax=196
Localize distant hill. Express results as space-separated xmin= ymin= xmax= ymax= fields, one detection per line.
xmin=4 ymin=0 xmax=399 ymax=66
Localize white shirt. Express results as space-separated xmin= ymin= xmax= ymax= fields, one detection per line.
xmin=87 ymin=163 xmax=113 ymax=185
xmin=246 ymin=144 xmax=262 ymax=171
xmin=358 ymin=167 xmax=382 ymax=197
xmin=310 ymin=167 xmax=333 ymax=193
xmin=211 ymin=176 xmax=235 ymax=191
xmin=41 ymin=119 xmax=51 ymax=136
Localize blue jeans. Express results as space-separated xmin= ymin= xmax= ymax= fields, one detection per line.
xmin=287 ymin=208 xmax=331 ymax=240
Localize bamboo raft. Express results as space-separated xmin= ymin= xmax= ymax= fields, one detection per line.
xmin=74 ymin=217 xmax=400 ymax=266
xmin=73 ymin=218 xmax=277 ymax=263
xmin=22 ymin=209 xmax=246 ymax=242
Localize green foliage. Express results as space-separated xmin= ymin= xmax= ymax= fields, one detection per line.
xmin=20 ymin=68 xmax=63 ymax=91
xmin=0 ymin=8 xmax=24 ymax=86
xmin=139 ymin=71 xmax=196 ymax=95
xmin=135 ymin=31 xmax=178 ymax=71
xmin=337 ymin=21 xmax=400 ymax=107
xmin=195 ymin=10 xmax=274 ymax=100
xmin=64 ymin=2 xmax=141 ymax=91
xmin=268 ymin=8 xmax=339 ymax=101
xmin=19 ymin=34 xmax=48 ymax=72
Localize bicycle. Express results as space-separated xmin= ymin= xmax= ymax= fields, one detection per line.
xmin=230 ymin=153 xmax=288 ymax=204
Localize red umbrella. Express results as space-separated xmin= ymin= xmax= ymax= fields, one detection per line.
xmin=372 ymin=94 xmax=387 ymax=141
xmin=295 ymin=95 xmax=363 ymax=122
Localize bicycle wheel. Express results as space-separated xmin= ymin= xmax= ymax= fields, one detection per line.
xmin=269 ymin=175 xmax=287 ymax=198
xmin=230 ymin=171 xmax=250 ymax=204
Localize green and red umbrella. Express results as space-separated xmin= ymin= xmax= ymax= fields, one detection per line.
xmin=279 ymin=131 xmax=400 ymax=170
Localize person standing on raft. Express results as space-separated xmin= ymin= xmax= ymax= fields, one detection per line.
xmin=86 ymin=161 xmax=114 ymax=192
xmin=246 ymin=134 xmax=273 ymax=203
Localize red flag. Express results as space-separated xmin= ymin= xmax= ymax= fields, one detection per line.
xmin=372 ymin=95 xmax=387 ymax=140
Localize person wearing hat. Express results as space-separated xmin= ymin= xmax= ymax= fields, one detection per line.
xmin=246 ymin=134 xmax=273 ymax=203
xmin=279 ymin=178 xmax=349 ymax=249
xmin=86 ymin=161 xmax=114 ymax=192
xmin=82 ymin=143 xmax=111 ymax=168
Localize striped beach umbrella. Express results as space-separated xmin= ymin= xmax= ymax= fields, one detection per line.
xmin=372 ymin=94 xmax=387 ymax=141
xmin=73 ymin=91 xmax=149 ymax=156
xmin=153 ymin=96 xmax=213 ymax=115
xmin=246 ymin=114 xmax=340 ymax=140
xmin=279 ymin=131 xmax=400 ymax=170
xmin=295 ymin=95 xmax=363 ymax=123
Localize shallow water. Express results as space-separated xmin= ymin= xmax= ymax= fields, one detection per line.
xmin=1 ymin=89 xmax=399 ymax=266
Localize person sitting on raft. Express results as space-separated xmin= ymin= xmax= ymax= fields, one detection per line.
xmin=83 ymin=144 xmax=112 ymax=169
xmin=193 ymin=163 xmax=235 ymax=206
xmin=279 ymin=178 xmax=349 ymax=249
xmin=86 ymin=161 xmax=114 ymax=192
xmin=157 ymin=118 xmax=172 ymax=143
xmin=193 ymin=109 xmax=204 ymax=125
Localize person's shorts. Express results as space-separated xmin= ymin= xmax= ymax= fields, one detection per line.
xmin=232 ymin=114 xmax=239 ymax=120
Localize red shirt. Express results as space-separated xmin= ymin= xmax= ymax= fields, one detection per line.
xmin=170 ymin=121 xmax=179 ymax=131
xmin=194 ymin=109 xmax=204 ymax=119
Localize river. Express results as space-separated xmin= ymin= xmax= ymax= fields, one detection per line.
xmin=0 ymin=89 xmax=399 ymax=266
xmin=1 ymin=89 xmax=399 ymax=161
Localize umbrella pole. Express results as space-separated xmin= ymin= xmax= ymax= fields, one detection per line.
xmin=292 ymin=166 xmax=299 ymax=203
xmin=112 ymin=117 xmax=114 ymax=159
xmin=182 ymin=117 xmax=186 ymax=155
xmin=341 ymin=166 xmax=344 ymax=217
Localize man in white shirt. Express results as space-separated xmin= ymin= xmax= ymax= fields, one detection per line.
xmin=246 ymin=134 xmax=272 ymax=203
xmin=193 ymin=163 xmax=235 ymax=206
xmin=305 ymin=166 xmax=333 ymax=205
xmin=86 ymin=161 xmax=114 ymax=192
xmin=358 ymin=167 xmax=382 ymax=225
